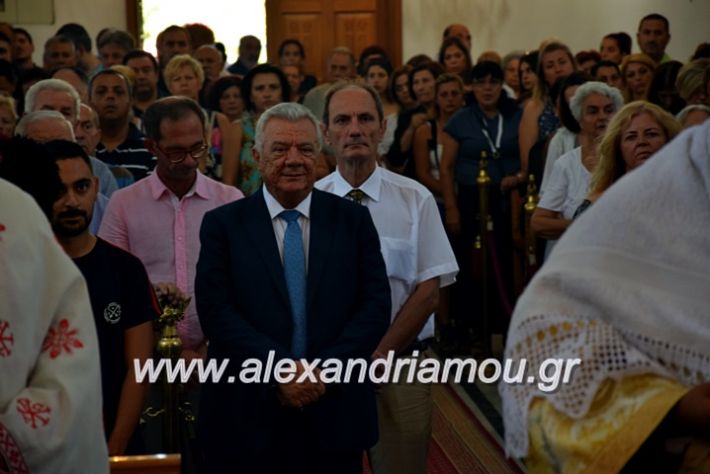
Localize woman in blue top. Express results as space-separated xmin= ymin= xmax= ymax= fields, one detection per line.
xmin=439 ymin=61 xmax=523 ymax=339
xmin=440 ymin=61 xmax=523 ymax=238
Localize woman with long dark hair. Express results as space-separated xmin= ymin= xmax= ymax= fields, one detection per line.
xmin=518 ymin=40 xmax=576 ymax=175
xmin=387 ymin=61 xmax=443 ymax=176
xmin=413 ymin=73 xmax=465 ymax=203
xmin=233 ymin=64 xmax=290 ymax=195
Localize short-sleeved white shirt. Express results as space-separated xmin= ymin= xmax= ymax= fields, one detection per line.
xmin=316 ymin=167 xmax=459 ymax=340
xmin=540 ymin=127 xmax=578 ymax=195
xmin=538 ymin=147 xmax=590 ymax=220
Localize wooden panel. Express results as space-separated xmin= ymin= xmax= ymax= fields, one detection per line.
xmin=125 ymin=0 xmax=141 ymax=48
xmin=110 ymin=454 xmax=180 ymax=474
xmin=276 ymin=0 xmax=322 ymax=13
xmin=334 ymin=13 xmax=376 ymax=59
xmin=266 ymin=0 xmax=401 ymax=81
xmin=281 ymin=13 xmax=324 ymax=81
xmin=381 ymin=0 xmax=402 ymax=68
xmin=333 ymin=0 xmax=376 ymax=10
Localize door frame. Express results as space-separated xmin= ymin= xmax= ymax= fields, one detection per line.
xmin=125 ymin=0 xmax=402 ymax=66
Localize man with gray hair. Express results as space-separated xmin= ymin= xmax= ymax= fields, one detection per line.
xmin=302 ymin=47 xmax=357 ymax=121
xmin=25 ymin=78 xmax=119 ymax=197
xmin=16 ymin=109 xmax=110 ymax=234
xmin=226 ymin=34 xmax=261 ymax=76
xmin=43 ymin=35 xmax=78 ymax=71
xmin=195 ymin=101 xmax=390 ymax=473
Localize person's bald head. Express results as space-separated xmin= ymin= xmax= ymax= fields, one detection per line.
xmin=444 ymin=23 xmax=472 ymax=51
xmin=16 ymin=110 xmax=75 ymax=143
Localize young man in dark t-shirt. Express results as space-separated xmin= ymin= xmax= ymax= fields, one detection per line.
xmin=46 ymin=139 xmax=159 ymax=455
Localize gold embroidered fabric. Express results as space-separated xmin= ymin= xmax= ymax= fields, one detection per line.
xmin=526 ymin=374 xmax=687 ymax=473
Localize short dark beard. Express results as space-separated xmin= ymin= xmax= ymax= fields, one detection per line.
xmin=135 ymin=87 xmax=156 ymax=103
xmin=52 ymin=210 xmax=91 ymax=238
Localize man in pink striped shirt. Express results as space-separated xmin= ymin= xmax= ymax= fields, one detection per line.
xmin=99 ymin=97 xmax=242 ymax=361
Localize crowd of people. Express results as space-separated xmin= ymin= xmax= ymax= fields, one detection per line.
xmin=0 ymin=11 xmax=709 ymax=474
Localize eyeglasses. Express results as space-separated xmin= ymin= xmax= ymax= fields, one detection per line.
xmin=472 ymin=78 xmax=502 ymax=87
xmin=158 ymin=143 xmax=209 ymax=164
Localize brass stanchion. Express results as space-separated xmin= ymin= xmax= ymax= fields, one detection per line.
xmin=143 ymin=299 xmax=193 ymax=453
xmin=477 ymin=151 xmax=492 ymax=355
xmin=524 ymin=175 xmax=538 ymax=280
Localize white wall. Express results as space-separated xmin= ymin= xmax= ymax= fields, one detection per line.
xmin=16 ymin=0 xmax=710 ymax=68
xmin=16 ymin=0 xmax=126 ymax=66
xmin=403 ymin=0 xmax=710 ymax=63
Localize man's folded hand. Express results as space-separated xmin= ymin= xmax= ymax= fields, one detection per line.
xmin=277 ymin=361 xmax=326 ymax=408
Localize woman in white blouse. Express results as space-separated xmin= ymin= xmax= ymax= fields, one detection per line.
xmin=531 ymin=82 xmax=623 ymax=241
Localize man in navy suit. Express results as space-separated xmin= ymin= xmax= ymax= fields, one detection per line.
xmin=195 ymin=102 xmax=391 ymax=473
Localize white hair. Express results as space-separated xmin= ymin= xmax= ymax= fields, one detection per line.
xmin=15 ymin=110 xmax=76 ymax=141
xmin=570 ymin=81 xmax=624 ymax=123
xmin=24 ymin=78 xmax=81 ymax=123
xmin=676 ymin=104 xmax=710 ymax=126
xmin=253 ymin=102 xmax=323 ymax=154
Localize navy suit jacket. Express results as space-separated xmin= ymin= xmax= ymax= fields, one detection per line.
xmin=195 ymin=188 xmax=391 ymax=458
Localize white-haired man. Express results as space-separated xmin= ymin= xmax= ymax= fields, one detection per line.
xmin=25 ymin=78 xmax=119 ymax=197
xmin=16 ymin=109 xmax=111 ymax=234
xmin=195 ymin=101 xmax=390 ymax=472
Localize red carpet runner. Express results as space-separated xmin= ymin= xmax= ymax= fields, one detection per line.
xmin=363 ymin=383 xmax=526 ymax=473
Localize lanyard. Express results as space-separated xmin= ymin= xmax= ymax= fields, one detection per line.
xmin=480 ymin=114 xmax=503 ymax=159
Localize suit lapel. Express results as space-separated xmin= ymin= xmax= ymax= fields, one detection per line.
xmin=245 ymin=190 xmax=291 ymax=309
xmin=307 ymin=190 xmax=335 ymax=311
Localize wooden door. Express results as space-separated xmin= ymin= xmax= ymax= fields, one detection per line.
xmin=266 ymin=0 xmax=401 ymax=83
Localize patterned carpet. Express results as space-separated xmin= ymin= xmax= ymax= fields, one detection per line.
xmin=429 ymin=383 xmax=525 ymax=473
xmin=363 ymin=382 xmax=526 ymax=473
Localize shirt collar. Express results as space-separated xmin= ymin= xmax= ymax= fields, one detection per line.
xmin=148 ymin=171 xmax=211 ymax=201
xmin=262 ymin=186 xmax=312 ymax=220
xmin=332 ymin=166 xmax=382 ymax=202
xmin=127 ymin=122 xmax=144 ymax=140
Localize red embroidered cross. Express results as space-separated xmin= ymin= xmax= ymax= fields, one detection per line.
xmin=0 ymin=320 xmax=12 ymax=357
xmin=41 ymin=318 xmax=84 ymax=359
xmin=16 ymin=399 xmax=51 ymax=429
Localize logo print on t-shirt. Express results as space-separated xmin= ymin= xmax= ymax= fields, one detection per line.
xmin=104 ymin=303 xmax=122 ymax=324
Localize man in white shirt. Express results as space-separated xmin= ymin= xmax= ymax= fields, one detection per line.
xmin=317 ymin=83 xmax=459 ymax=474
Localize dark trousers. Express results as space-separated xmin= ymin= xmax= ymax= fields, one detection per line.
xmin=200 ymin=409 xmax=363 ymax=474
xmin=202 ymin=451 xmax=362 ymax=474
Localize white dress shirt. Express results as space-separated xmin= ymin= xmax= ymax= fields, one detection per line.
xmin=262 ymin=186 xmax=312 ymax=268
xmin=317 ymin=167 xmax=458 ymax=340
